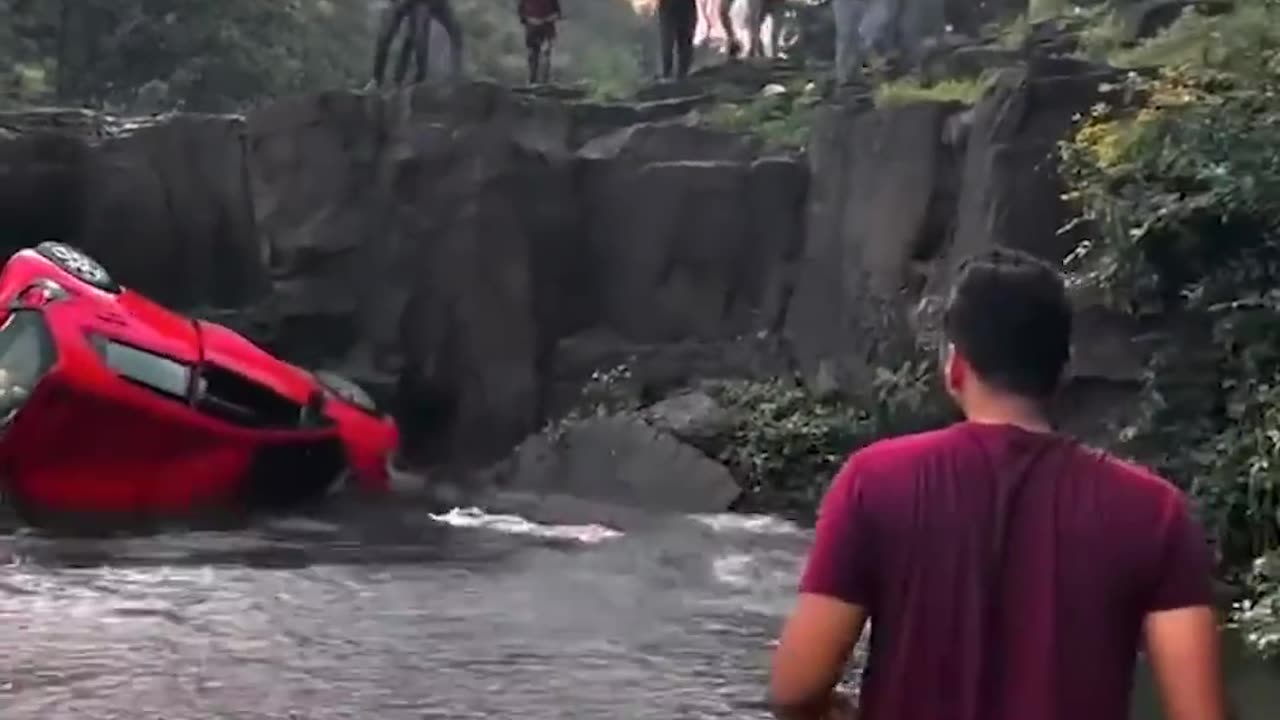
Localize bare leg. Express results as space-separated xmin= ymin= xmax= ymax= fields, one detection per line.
xmin=719 ymin=0 xmax=740 ymax=58
xmin=744 ymin=0 xmax=764 ymax=58
xmin=766 ymin=4 xmax=782 ymax=57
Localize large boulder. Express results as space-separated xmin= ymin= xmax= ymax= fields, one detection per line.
xmin=499 ymin=415 xmax=741 ymax=513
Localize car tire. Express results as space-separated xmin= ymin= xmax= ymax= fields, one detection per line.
xmin=314 ymin=370 xmax=379 ymax=414
xmin=35 ymin=241 xmax=120 ymax=293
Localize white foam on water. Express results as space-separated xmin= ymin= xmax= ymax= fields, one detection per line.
xmin=711 ymin=551 xmax=803 ymax=589
xmin=703 ymin=549 xmax=808 ymax=617
xmin=688 ymin=513 xmax=806 ymax=536
xmin=427 ymin=506 xmax=624 ymax=544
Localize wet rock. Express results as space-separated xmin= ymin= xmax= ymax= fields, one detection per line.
xmin=642 ymin=390 xmax=734 ymax=444
xmin=500 ymin=416 xmax=741 ymax=513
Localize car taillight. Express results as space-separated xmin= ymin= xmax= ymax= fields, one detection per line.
xmin=12 ymin=279 xmax=69 ymax=309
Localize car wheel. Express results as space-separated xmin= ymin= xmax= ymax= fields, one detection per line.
xmin=314 ymin=370 xmax=378 ymax=414
xmin=35 ymin=241 xmax=120 ymax=293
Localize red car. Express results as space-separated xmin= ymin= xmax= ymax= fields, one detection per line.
xmin=0 ymin=241 xmax=401 ymax=523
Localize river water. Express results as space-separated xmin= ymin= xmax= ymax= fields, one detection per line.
xmin=0 ymin=498 xmax=1276 ymax=719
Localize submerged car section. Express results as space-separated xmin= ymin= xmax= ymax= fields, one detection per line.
xmin=0 ymin=242 xmax=400 ymax=521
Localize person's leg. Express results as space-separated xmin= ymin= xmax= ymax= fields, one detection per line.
xmin=539 ymin=25 xmax=556 ymax=83
xmin=832 ymin=0 xmax=864 ymax=85
xmin=373 ymin=0 xmax=414 ymax=86
xmin=658 ymin=1 xmax=677 ymax=78
xmin=719 ymin=0 xmax=741 ymax=58
xmin=676 ymin=0 xmax=696 ymax=77
xmin=765 ymin=0 xmax=782 ymax=57
xmin=430 ymin=0 xmax=464 ymax=79
xmin=525 ymin=25 xmax=540 ymax=84
xmin=412 ymin=2 xmax=431 ymax=83
xmin=393 ymin=3 xmax=425 ymax=85
xmin=743 ymin=0 xmax=763 ymax=58
xmin=394 ymin=24 xmax=414 ymax=84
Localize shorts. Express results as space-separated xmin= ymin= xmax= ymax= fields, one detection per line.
xmin=524 ymin=21 xmax=556 ymax=50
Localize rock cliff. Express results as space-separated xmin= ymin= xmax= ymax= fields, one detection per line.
xmin=0 ymin=54 xmax=1147 ymax=512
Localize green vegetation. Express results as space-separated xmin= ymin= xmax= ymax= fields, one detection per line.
xmin=0 ymin=0 xmax=651 ymax=112
xmin=872 ymin=74 xmax=995 ymax=108
xmin=1109 ymin=0 xmax=1279 ymax=69
xmin=544 ymin=359 xmax=953 ymax=520
xmin=705 ymin=361 xmax=953 ymax=518
xmin=699 ymin=79 xmax=823 ymax=151
xmin=1059 ymin=0 xmax=1280 ymax=658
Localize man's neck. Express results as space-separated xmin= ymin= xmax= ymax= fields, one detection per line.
xmin=963 ymin=398 xmax=1053 ymax=434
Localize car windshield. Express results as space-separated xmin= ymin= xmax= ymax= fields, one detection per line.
xmin=0 ymin=310 xmax=57 ymax=415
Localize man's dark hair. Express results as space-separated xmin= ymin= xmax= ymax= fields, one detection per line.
xmin=942 ymin=247 xmax=1072 ymax=398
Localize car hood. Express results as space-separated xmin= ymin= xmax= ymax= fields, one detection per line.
xmin=195 ymin=320 xmax=318 ymax=404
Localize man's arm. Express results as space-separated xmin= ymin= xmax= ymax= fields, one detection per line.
xmin=1142 ymin=496 xmax=1228 ymax=720
xmin=769 ymin=458 xmax=875 ymax=719
xmin=770 ymin=594 xmax=866 ymax=719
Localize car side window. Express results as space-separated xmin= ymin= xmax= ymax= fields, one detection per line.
xmin=101 ymin=340 xmax=190 ymax=398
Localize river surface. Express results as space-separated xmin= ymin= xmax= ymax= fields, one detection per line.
xmin=0 ymin=498 xmax=1276 ymax=719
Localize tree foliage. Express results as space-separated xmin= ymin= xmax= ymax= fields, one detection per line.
xmin=1060 ymin=0 xmax=1280 ymax=658
xmin=0 ymin=0 xmax=652 ymax=112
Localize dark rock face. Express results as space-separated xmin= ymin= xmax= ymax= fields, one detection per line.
xmin=242 ymin=83 xmax=802 ymax=468
xmin=0 ymin=109 xmax=265 ymax=309
xmin=787 ymin=59 xmax=1146 ymax=435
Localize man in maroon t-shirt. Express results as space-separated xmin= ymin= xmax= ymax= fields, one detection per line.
xmin=769 ymin=248 xmax=1227 ymax=720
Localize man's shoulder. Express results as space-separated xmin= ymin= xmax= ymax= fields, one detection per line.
xmin=844 ymin=424 xmax=968 ymax=478
xmin=1083 ymin=449 xmax=1189 ymax=503
xmin=848 ymin=425 xmax=1187 ymax=501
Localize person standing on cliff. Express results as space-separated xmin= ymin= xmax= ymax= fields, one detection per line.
xmin=517 ymin=0 xmax=562 ymax=85
xmin=657 ymin=0 xmax=698 ymax=80
xmin=371 ymin=0 xmax=463 ymax=87
xmin=768 ymin=247 xmax=1228 ymax=720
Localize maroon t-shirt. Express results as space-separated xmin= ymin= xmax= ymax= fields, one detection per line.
xmin=799 ymin=421 xmax=1214 ymax=720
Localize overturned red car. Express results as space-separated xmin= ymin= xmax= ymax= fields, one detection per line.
xmin=0 ymin=241 xmax=401 ymax=522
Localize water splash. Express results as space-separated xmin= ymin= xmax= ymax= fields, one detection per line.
xmin=688 ymin=513 xmax=807 ymax=536
xmin=428 ymin=507 xmax=623 ymax=544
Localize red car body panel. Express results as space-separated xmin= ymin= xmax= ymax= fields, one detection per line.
xmin=0 ymin=247 xmax=399 ymax=519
